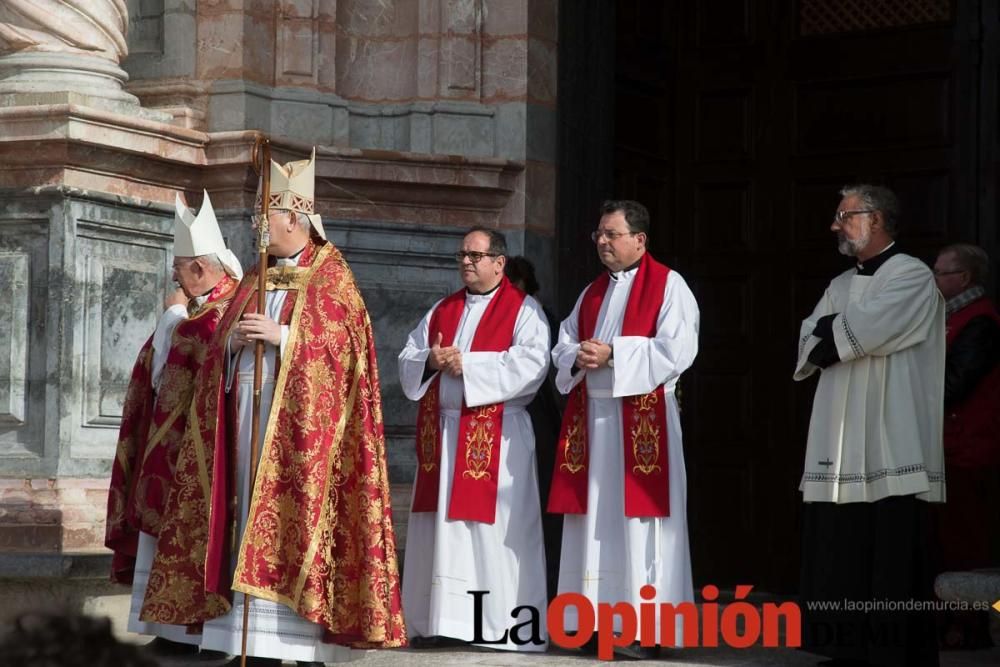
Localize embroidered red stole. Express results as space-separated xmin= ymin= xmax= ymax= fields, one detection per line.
xmin=412 ymin=277 xmax=526 ymax=523
xmin=548 ymin=253 xmax=671 ymax=518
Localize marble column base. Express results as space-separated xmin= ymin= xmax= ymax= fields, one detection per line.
xmin=0 ymin=51 xmax=167 ymax=121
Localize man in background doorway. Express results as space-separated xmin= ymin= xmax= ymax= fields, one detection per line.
xmin=931 ymin=242 xmax=1000 ymax=650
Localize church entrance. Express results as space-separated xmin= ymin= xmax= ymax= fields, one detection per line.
xmin=558 ymin=0 xmax=996 ymax=592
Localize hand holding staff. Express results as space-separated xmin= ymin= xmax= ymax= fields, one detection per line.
xmin=240 ymin=133 xmax=271 ymax=667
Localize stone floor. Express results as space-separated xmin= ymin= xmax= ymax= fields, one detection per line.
xmin=146 ymin=640 xmax=1000 ymax=666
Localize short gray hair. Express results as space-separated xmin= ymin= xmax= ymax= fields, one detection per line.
xmin=294 ymin=211 xmax=312 ymax=232
xmin=839 ymin=184 xmax=900 ymax=238
xmin=194 ymin=253 xmax=225 ymax=273
xmin=270 ymin=209 xmax=312 ymax=232
xmin=940 ymin=243 xmax=990 ymax=286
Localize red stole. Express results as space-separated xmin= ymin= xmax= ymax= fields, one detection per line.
xmin=548 ymin=253 xmax=672 ymax=518
xmin=412 ymin=277 xmax=526 ymax=523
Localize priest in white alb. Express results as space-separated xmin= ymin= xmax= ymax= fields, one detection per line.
xmin=794 ymin=184 xmax=944 ymax=667
xmin=549 ymin=199 xmax=699 ymax=660
xmin=399 ymin=228 xmax=550 ymax=651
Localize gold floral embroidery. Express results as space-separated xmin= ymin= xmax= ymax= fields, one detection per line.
xmin=418 ymin=390 xmax=438 ymax=472
xmin=560 ymin=396 xmax=587 ymax=474
xmin=462 ymin=406 xmax=499 ymax=480
xmin=630 ymin=392 xmax=662 ymax=475
xmin=265 ymin=265 xmax=309 ymax=291
xmin=143 ymin=243 xmax=406 ymax=646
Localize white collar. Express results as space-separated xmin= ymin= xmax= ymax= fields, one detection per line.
xmin=465 ymin=290 xmax=498 ymax=304
xmin=610 ymin=265 xmax=638 ymax=282
xmin=275 ymin=248 xmax=304 ymax=267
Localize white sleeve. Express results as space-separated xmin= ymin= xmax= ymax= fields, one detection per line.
xmin=551 ymin=289 xmax=587 ymax=395
xmin=279 ymin=325 xmax=290 ymax=358
xmin=397 ymin=301 xmax=442 ymax=401
xmin=224 ymin=335 xmax=239 ymax=394
xmin=832 ymin=261 xmax=943 ymax=361
xmin=611 ymin=271 xmax=699 ymax=398
xmin=462 ymin=297 xmax=551 ymax=407
xmin=793 ymin=285 xmax=838 ymax=381
xmin=151 ymin=305 xmax=188 ymax=390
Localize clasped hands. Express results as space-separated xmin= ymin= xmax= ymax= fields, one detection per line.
xmin=231 ymin=313 xmax=282 ymax=350
xmin=164 ymin=287 xmax=188 ymax=310
xmin=427 ymin=332 xmax=463 ymax=377
xmin=575 ymin=338 xmax=612 ymax=369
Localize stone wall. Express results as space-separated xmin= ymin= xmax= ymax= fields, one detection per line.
xmin=0 ymin=479 xmax=110 ymax=553
xmin=123 ymin=0 xmax=559 ymax=301
xmin=0 ymin=0 xmax=557 ymax=564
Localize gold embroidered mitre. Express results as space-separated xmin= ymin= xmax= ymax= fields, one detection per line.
xmin=258 ymin=148 xmax=327 ymax=240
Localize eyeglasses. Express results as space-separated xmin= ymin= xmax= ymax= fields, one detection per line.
xmin=454 ymin=251 xmax=500 ymax=264
xmin=832 ymin=209 xmax=875 ymax=224
xmin=251 ymin=212 xmax=285 ymax=227
xmin=591 ymin=230 xmax=638 ymax=242
xmin=933 ymin=269 xmax=966 ymax=277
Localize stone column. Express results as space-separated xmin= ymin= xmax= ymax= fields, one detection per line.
xmin=0 ymin=0 xmax=143 ymax=112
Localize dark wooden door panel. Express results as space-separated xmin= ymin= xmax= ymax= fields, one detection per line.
xmin=612 ymin=0 xmax=979 ymax=593
xmin=559 ymin=0 xmax=994 ymax=594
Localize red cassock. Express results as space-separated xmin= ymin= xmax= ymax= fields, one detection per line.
xmin=105 ymin=275 xmax=238 ymax=584
xmin=139 ymin=240 xmax=407 ymax=648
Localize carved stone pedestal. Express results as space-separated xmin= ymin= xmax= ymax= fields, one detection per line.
xmin=0 ymin=0 xmax=165 ymax=119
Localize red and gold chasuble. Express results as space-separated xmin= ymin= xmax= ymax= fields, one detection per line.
xmin=411 ymin=277 xmax=526 ymax=524
xmin=105 ymin=275 xmax=237 ymax=584
xmin=548 ymin=252 xmax=672 ymax=518
xmin=140 ymin=240 xmax=406 ymax=648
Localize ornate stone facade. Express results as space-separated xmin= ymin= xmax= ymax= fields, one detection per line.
xmin=0 ymin=0 xmax=153 ymax=113
xmin=0 ymin=0 xmax=557 ymax=569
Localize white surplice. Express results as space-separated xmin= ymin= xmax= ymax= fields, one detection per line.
xmin=550 ymin=264 xmax=699 ymax=645
xmin=794 ymin=253 xmax=946 ymax=503
xmin=196 ymin=252 xmax=356 ymax=663
xmin=398 ymin=291 xmax=550 ymax=651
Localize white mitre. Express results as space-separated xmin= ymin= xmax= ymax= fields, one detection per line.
xmin=174 ymin=191 xmax=244 ymax=279
xmin=260 ymin=147 xmax=327 ymax=240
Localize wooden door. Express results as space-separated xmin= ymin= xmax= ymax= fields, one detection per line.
xmin=608 ymin=0 xmax=978 ymax=592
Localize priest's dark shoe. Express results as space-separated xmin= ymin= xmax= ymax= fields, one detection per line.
xmin=196 ymin=649 xmax=228 ymax=661
xmin=614 ymin=642 xmax=661 ymax=660
xmin=223 ymin=657 xmax=281 ymax=667
xmin=409 ymin=635 xmax=469 ymax=649
xmin=579 ymin=635 xmax=599 ymax=655
xmin=142 ymin=636 xmax=199 ymax=656
xmin=408 ymin=635 xmax=441 ymax=649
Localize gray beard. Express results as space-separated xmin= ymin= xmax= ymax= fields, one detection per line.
xmin=837 ymin=230 xmax=870 ymax=257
